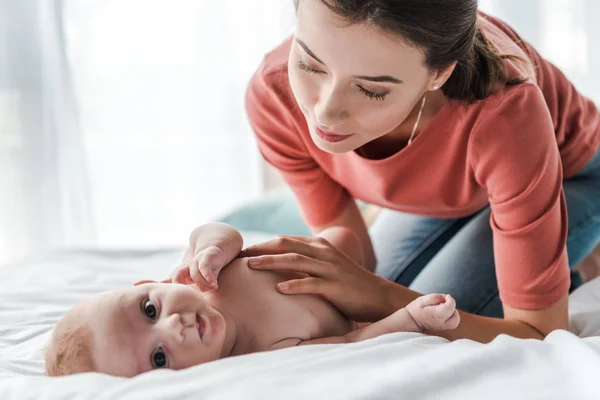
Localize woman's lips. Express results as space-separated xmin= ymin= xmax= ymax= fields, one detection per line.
xmin=314 ymin=126 xmax=354 ymax=143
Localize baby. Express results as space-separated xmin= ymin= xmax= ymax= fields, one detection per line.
xmin=45 ymin=223 xmax=460 ymax=377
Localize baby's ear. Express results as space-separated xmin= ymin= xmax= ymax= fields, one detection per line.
xmin=133 ymin=279 xmax=157 ymax=287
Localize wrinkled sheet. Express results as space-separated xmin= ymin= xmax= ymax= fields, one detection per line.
xmin=1 ymin=231 xmax=599 ymax=400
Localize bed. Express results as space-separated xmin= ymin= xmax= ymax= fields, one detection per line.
xmin=1 ymin=230 xmax=600 ymax=400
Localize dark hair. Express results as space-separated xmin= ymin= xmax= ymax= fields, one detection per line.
xmin=294 ymin=0 xmax=526 ymax=103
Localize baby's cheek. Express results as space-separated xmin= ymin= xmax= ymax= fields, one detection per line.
xmin=183 ymin=347 xmax=221 ymax=369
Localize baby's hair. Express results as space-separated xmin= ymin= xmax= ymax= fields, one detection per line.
xmin=44 ymin=308 xmax=96 ymax=376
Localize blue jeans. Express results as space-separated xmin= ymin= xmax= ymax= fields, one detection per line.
xmin=369 ymin=146 xmax=600 ymax=318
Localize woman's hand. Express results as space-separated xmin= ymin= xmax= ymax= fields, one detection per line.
xmin=241 ymin=235 xmax=394 ymax=322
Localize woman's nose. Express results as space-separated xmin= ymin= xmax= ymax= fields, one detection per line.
xmin=314 ymin=85 xmax=349 ymax=129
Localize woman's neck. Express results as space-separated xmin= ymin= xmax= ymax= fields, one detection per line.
xmin=357 ymin=89 xmax=448 ymax=159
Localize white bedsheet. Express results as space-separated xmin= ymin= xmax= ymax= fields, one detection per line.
xmin=1 ymin=231 xmax=600 ymax=400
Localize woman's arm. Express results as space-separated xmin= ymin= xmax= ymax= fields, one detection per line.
xmin=380 ymin=278 xmax=568 ymax=342
xmin=312 ymin=200 xmax=377 ymax=272
xmin=300 ymin=293 xmax=460 ymax=345
xmin=243 ymin=236 xmax=569 ymax=342
xmin=463 ymin=84 xmax=572 ymax=336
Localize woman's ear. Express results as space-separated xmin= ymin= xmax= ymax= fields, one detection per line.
xmin=430 ymin=61 xmax=457 ymax=90
xmin=133 ymin=279 xmax=157 ymax=286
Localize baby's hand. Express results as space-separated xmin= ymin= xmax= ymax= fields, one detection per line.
xmin=171 ymin=245 xmax=228 ymax=291
xmin=168 ymin=223 xmax=243 ymax=291
xmin=405 ymin=294 xmax=460 ymax=332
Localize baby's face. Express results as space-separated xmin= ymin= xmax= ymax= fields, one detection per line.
xmin=82 ymin=282 xmax=227 ymax=377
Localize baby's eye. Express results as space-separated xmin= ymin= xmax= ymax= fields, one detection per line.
xmin=151 ymin=347 xmax=168 ymax=369
xmin=142 ymin=299 xmax=157 ymax=320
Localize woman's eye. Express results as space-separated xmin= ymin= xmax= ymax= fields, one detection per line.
xmin=297 ymin=60 xmax=324 ymax=75
xmin=142 ymin=300 xmax=157 ymax=320
xmin=358 ymin=86 xmax=388 ymax=101
xmin=151 ymin=347 xmax=168 ymax=369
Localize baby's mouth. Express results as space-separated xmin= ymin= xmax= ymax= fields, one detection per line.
xmin=196 ymin=313 xmax=205 ymax=340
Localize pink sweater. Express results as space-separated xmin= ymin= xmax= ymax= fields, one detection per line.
xmin=245 ymin=13 xmax=600 ymax=310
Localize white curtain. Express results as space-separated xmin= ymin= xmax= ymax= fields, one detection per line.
xmin=0 ymin=0 xmax=598 ymax=266
xmin=0 ymin=0 xmax=295 ymax=266
xmin=0 ymin=0 xmax=93 ymax=265
xmin=60 ymin=0 xmax=295 ymax=250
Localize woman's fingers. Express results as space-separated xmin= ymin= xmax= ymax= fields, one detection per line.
xmin=276 ymin=277 xmax=325 ymax=295
xmin=275 ymin=235 xmax=325 ymax=244
xmin=241 ymin=235 xmax=333 ymax=260
xmin=239 ymin=237 xmax=297 ymax=257
xmin=247 ymin=253 xmax=330 ymax=278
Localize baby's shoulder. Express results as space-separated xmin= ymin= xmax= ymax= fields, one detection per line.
xmin=218 ymin=257 xmax=277 ymax=291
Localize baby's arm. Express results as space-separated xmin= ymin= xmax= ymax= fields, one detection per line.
xmin=299 ymin=294 xmax=460 ymax=345
xmin=171 ymin=222 xmax=243 ymax=290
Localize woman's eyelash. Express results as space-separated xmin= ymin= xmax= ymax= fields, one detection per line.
xmin=297 ymin=61 xmax=323 ymax=75
xmin=358 ymin=86 xmax=388 ymax=101
xmin=298 ymin=60 xmax=388 ymax=101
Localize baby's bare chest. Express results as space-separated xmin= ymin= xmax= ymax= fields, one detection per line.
xmin=216 ymin=259 xmax=353 ymax=349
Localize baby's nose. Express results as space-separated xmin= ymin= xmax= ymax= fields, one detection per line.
xmin=160 ymin=312 xmax=197 ymax=344
xmin=180 ymin=311 xmax=196 ymax=328
xmin=160 ymin=314 xmax=185 ymax=344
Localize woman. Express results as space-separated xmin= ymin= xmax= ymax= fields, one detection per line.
xmin=242 ymin=0 xmax=600 ymax=342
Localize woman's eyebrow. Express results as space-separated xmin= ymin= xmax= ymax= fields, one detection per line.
xmin=295 ymin=38 xmax=325 ymax=64
xmin=354 ymin=74 xmax=404 ymax=84
xmin=294 ymin=37 xmax=403 ymax=84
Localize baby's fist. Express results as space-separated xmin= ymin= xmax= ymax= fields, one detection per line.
xmin=406 ymin=294 xmax=460 ymax=332
xmin=172 ymin=245 xmax=227 ymax=291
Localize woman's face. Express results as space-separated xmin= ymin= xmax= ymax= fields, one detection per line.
xmin=289 ymin=0 xmax=437 ymax=154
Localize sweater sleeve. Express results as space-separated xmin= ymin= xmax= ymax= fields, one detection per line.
xmin=245 ymin=65 xmax=350 ymax=227
xmin=470 ymin=83 xmax=570 ymax=310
